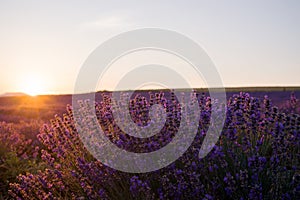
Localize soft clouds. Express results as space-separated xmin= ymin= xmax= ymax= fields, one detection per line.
xmin=81 ymin=15 xmax=134 ymax=30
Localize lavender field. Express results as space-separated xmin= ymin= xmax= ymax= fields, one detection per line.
xmin=0 ymin=88 xmax=299 ymax=199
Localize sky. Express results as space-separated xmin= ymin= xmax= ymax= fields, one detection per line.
xmin=0 ymin=0 xmax=300 ymax=95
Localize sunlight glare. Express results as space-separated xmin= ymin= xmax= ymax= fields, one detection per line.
xmin=20 ymin=75 xmax=44 ymax=96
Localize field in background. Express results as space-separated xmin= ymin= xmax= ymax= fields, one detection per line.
xmin=1 ymin=87 xmax=299 ymax=124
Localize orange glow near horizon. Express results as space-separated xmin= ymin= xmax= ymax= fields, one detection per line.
xmin=19 ymin=75 xmax=46 ymax=96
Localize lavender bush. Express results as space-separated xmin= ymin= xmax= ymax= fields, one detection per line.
xmin=6 ymin=92 xmax=300 ymax=199
xmin=0 ymin=121 xmax=43 ymax=199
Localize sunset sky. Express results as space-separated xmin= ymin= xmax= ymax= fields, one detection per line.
xmin=0 ymin=0 xmax=300 ymax=95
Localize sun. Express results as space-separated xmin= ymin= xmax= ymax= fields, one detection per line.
xmin=20 ymin=75 xmax=45 ymax=96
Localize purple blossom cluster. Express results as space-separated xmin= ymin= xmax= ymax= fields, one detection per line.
xmin=0 ymin=121 xmax=41 ymax=197
xmin=280 ymin=92 xmax=300 ymax=114
xmin=7 ymin=91 xmax=300 ymax=199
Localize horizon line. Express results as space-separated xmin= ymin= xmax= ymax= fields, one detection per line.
xmin=2 ymin=86 xmax=300 ymax=97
